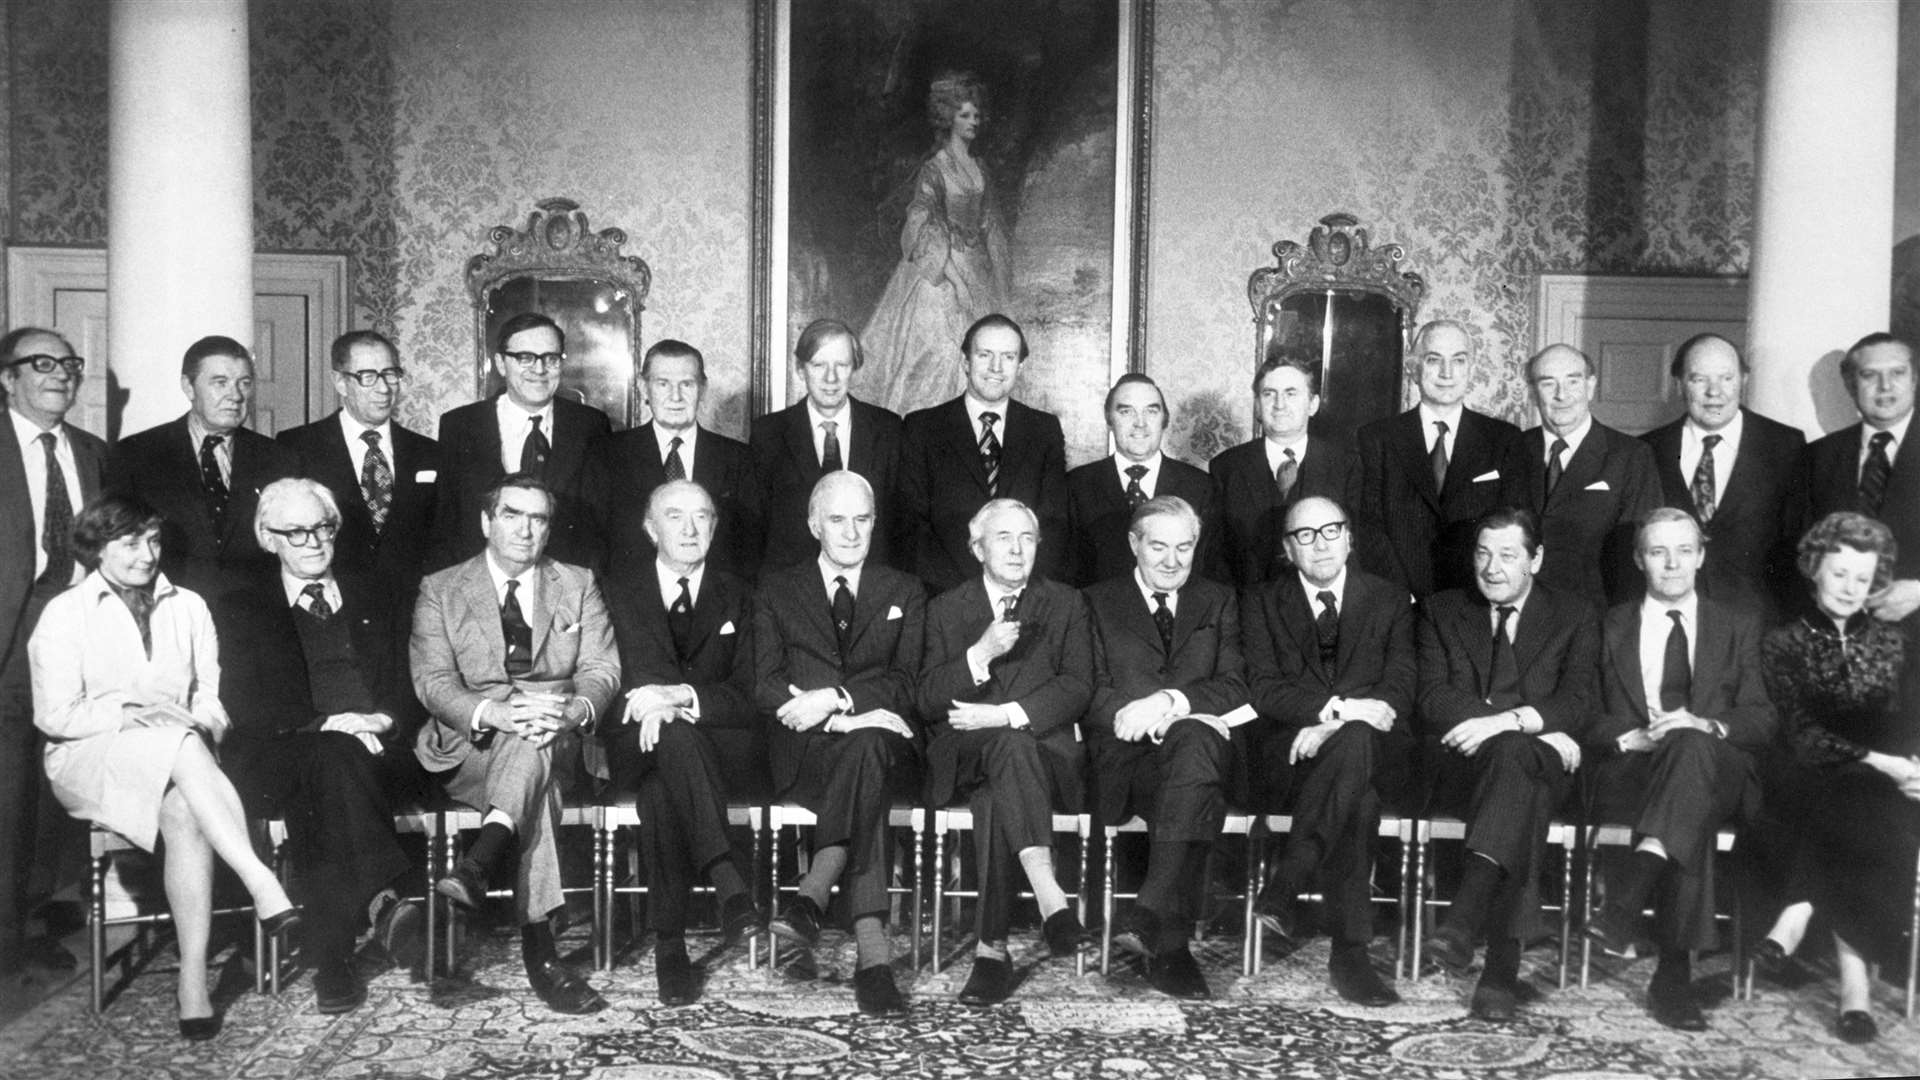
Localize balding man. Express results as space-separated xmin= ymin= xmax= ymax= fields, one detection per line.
xmin=1641 ymin=334 xmax=1805 ymax=619
xmin=1350 ymin=320 xmax=1523 ymax=598
xmin=1065 ymin=375 xmax=1215 ymax=587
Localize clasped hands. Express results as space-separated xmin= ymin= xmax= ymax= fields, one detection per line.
xmin=321 ymin=711 xmax=393 ymax=754
xmin=622 ymin=684 xmax=696 ymax=752
xmin=1112 ymin=692 xmax=1229 ymax=745
xmin=479 ymin=689 xmax=584 ymax=749
xmin=122 ymin=696 xmax=231 ymax=744
xmin=1442 ymin=709 xmax=1580 ymax=771
xmin=1290 ymin=697 xmax=1396 ymax=764
xmin=1617 ymin=707 xmax=1716 ymax=754
xmin=777 ymin=684 xmax=912 ymax=740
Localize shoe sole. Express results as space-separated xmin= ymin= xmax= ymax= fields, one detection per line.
xmin=316 ymin=995 xmax=366 ymax=1015
xmin=1255 ymin=913 xmax=1295 ymax=941
xmin=767 ymin=920 xmax=818 ymax=949
xmin=1111 ymin=930 xmax=1153 ymax=959
xmin=381 ymin=903 xmax=428 ymax=970
xmin=434 ymin=878 xmax=481 ymax=912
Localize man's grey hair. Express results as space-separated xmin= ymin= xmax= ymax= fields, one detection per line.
xmin=253 ymin=477 xmax=340 ymax=547
xmin=1127 ymin=495 xmax=1200 ymax=541
xmin=806 ymin=469 xmax=875 ymax=523
xmin=646 ymin=478 xmax=716 ymax=521
xmin=967 ymin=498 xmax=1038 ymax=548
xmin=1635 ymin=505 xmax=1703 ymax=550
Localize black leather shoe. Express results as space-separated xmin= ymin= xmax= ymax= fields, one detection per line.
xmin=1836 ymin=1009 xmax=1877 ymax=1044
xmin=853 ymin=964 xmax=909 ymax=1017
xmin=1253 ymin=882 xmax=1298 ymax=941
xmin=1112 ymin=906 xmax=1161 ymax=960
xmin=1042 ymin=909 xmax=1093 ymax=959
xmin=1424 ymin=925 xmax=1474 ymax=976
xmin=1584 ymin=903 xmax=1639 ymax=958
xmin=1647 ymin=975 xmax=1707 ymax=1031
xmin=721 ymin=892 xmax=767 ymax=947
xmin=655 ymin=945 xmax=699 ymax=1006
xmin=434 ymin=861 xmax=489 ymax=913
xmin=1330 ymin=951 xmax=1401 ymax=1007
xmin=1147 ymin=945 xmax=1212 ymax=1000
xmin=526 ymin=955 xmax=608 ymax=1015
xmin=178 ymin=1014 xmax=222 ymax=1041
xmin=1469 ymin=978 xmax=1518 ymax=1021
xmin=313 ymin=961 xmax=367 ymax=1014
xmin=1751 ymin=937 xmax=1792 ymax=979
xmin=373 ymin=896 xmax=426 ymax=972
xmin=769 ymin=895 xmax=824 ymax=949
xmin=957 ymin=955 xmax=1016 ymax=1006
xmin=258 ymin=906 xmax=303 ymax=939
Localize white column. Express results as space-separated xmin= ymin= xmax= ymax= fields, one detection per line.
xmin=107 ymin=0 xmax=252 ymax=435
xmin=1746 ymin=0 xmax=1900 ymax=437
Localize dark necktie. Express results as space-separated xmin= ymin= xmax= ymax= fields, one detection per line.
xmin=1691 ymin=433 xmax=1721 ymax=524
xmin=1860 ymin=431 xmax=1894 ymax=516
xmin=521 ymin=415 xmax=550 ymax=477
xmin=1314 ymin=589 xmax=1339 ymax=668
xmin=1124 ymin=464 xmax=1149 ymax=508
xmin=1000 ymin=591 xmax=1021 ymax=622
xmin=665 ymin=435 xmax=687 ymax=482
xmin=1430 ymin=420 xmax=1450 ymax=491
xmin=1486 ymin=603 xmax=1520 ymax=705
xmin=199 ymin=433 xmax=230 ymax=529
xmin=37 ymin=433 xmax=73 ymax=586
xmin=302 ymin=582 xmax=333 ymax=621
xmin=501 ymin=579 xmax=533 ymax=677
xmin=1659 ymin=609 xmax=1691 ymax=712
xmin=979 ymin=413 xmax=1002 ymax=496
xmin=1151 ymin=590 xmax=1174 ymax=654
xmin=831 ymin=574 xmax=854 ymax=654
xmin=361 ymin=429 xmax=393 ymax=532
xmin=113 ymin=584 xmax=156 ymax=659
xmin=821 ymin=420 xmax=843 ymax=473
xmin=1544 ymin=437 xmax=1567 ymax=500
xmin=669 ymin=576 xmax=694 ymax=659
xmin=1274 ymin=448 xmax=1298 ymax=502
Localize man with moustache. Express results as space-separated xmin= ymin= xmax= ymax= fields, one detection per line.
xmin=1351 ymin=320 xmax=1523 ymax=598
xmin=1641 ymin=334 xmax=1805 ymax=618
xmin=107 ymin=335 xmax=301 ymax=604
xmin=0 ymin=327 xmax=104 ymax=976
xmin=1065 ymin=375 xmax=1215 ymax=587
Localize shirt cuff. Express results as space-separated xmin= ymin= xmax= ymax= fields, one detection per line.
xmin=574 ymin=695 xmax=597 ymax=734
xmin=836 ymin=687 xmax=855 ymax=714
xmin=1164 ymin=689 xmax=1191 ymax=718
xmin=1515 ymin=706 xmax=1544 ymax=734
xmin=1004 ymin=702 xmax=1031 ymax=729
xmin=469 ymin=699 xmax=495 ymax=742
xmin=683 ymin=685 xmax=701 ymax=722
xmin=1317 ymin=696 xmax=1343 ymax=724
xmin=966 ymin=648 xmax=991 ymax=685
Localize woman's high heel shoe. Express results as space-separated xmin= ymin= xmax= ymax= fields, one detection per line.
xmin=258 ymin=907 xmax=302 ymax=938
xmin=1751 ymin=937 xmax=1792 ymax=979
xmin=178 ymin=1014 xmax=222 ymax=1041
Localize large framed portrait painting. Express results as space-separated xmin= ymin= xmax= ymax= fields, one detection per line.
xmin=752 ymin=0 xmax=1153 ymax=463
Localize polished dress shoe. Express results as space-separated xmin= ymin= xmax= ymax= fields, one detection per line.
xmin=721 ymin=892 xmax=767 ymax=947
xmin=1423 ymin=925 xmax=1474 ymax=976
xmin=1146 ymin=945 xmax=1211 ymax=1000
xmin=178 ymin=1014 xmax=222 ymax=1041
xmin=853 ymin=964 xmax=909 ymax=1017
xmin=434 ymin=860 xmax=489 ymax=912
xmin=526 ymin=955 xmax=608 ymax=1015
xmin=655 ymin=946 xmax=699 ymax=1006
xmin=1584 ymin=903 xmax=1639 ymax=958
xmin=1469 ymin=978 xmax=1518 ymax=1022
xmin=1647 ymin=975 xmax=1707 ymax=1031
xmin=1329 ymin=951 xmax=1401 ymax=1007
xmin=769 ymin=895 xmax=824 ymax=948
xmin=957 ymin=955 xmax=1016 ymax=1006
xmin=1112 ymin=906 xmax=1161 ymax=960
xmin=313 ymin=961 xmax=367 ymax=1015
xmin=1252 ymin=883 xmax=1298 ymax=941
xmin=373 ymin=895 xmax=426 ymax=971
xmin=1042 ymin=909 xmax=1093 ymax=959
xmin=1750 ymin=937 xmax=1792 ymax=979
xmin=258 ymin=906 xmax=303 ymax=939
xmin=1836 ymin=1009 xmax=1877 ymax=1044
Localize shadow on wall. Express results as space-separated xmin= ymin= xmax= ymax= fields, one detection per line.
xmin=1895 ymin=233 xmax=1920 ymax=347
xmin=1807 ymin=350 xmax=1860 ymax=436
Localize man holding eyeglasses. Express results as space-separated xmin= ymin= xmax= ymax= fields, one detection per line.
xmin=1241 ymin=495 xmax=1414 ymax=1007
xmin=433 ymin=313 xmax=611 ymax=570
xmin=0 ymin=327 xmax=105 ymax=976
xmin=214 ymin=478 xmax=426 ymax=1013
xmin=279 ymin=331 xmax=441 ymax=598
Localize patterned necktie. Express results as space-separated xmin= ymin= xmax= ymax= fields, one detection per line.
xmin=361 ymin=429 xmax=393 ymax=532
xmin=979 ymin=413 xmax=1002 ymax=496
xmin=669 ymin=576 xmax=694 ymax=659
xmin=1860 ymin=431 xmax=1894 ymax=516
xmin=1544 ymin=438 xmax=1568 ymax=500
xmin=1000 ymin=591 xmax=1020 ymax=622
xmin=1430 ymin=420 xmax=1450 ymax=492
xmin=302 ymin=582 xmax=333 ymax=621
xmin=1151 ymin=590 xmax=1174 ymax=654
xmin=501 ymin=579 xmax=533 ymax=677
xmin=199 ymin=433 xmax=230 ymax=529
xmin=1274 ymin=448 xmax=1298 ymax=502
xmin=821 ymin=420 xmax=843 ymax=473
xmin=37 ymin=433 xmax=73 ymax=586
xmin=665 ymin=435 xmax=687 ymax=482
xmin=831 ymin=574 xmax=854 ymax=654
xmin=1314 ymin=589 xmax=1340 ymax=668
xmin=114 ymin=584 xmax=156 ymax=659
xmin=1124 ymin=464 xmax=1149 ymax=508
xmin=1486 ymin=604 xmax=1520 ymax=705
xmin=521 ymin=415 xmax=550 ymax=477
xmin=1659 ymin=609 xmax=1691 ymax=711
xmin=1690 ymin=433 xmax=1721 ymax=524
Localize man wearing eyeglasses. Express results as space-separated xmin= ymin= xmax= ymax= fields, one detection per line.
xmin=433 ymin=313 xmax=611 ymax=570
xmin=0 ymin=327 xmax=105 ymax=976
xmin=1241 ymin=495 xmax=1414 ymax=1007
xmin=107 ymin=335 xmax=300 ymax=605
xmin=278 ymin=331 xmax=441 ymax=597
xmin=214 ymin=478 xmax=426 ymax=1014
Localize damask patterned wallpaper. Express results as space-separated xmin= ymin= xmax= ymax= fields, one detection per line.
xmin=1146 ymin=0 xmax=1761 ymax=463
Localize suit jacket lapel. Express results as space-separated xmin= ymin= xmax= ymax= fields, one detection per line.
xmin=685 ymin=573 xmax=727 ymax=657
xmin=1168 ymin=583 xmax=1206 ymax=656
xmin=1547 ymin=431 xmax=1604 ymax=509
xmin=1512 ymin=590 xmax=1552 ymax=678
xmin=785 ymin=407 xmax=822 ymax=478
xmin=1394 ymin=411 xmax=1442 ymax=509
xmin=1279 ymin=578 xmax=1328 ymax=680
xmin=1609 ymin=605 xmax=1649 ymax=720
xmin=546 ymin=403 xmax=588 ymax=486
xmin=1333 ymin=575 xmax=1369 ymax=675
xmin=946 ymin=400 xmax=992 ymax=492
xmin=1122 ymin=586 xmax=1168 ymax=655
xmin=460 ymin=559 xmax=507 ymax=671
xmin=529 ymin=560 xmax=559 ymax=661
xmin=1691 ymin=600 xmax=1729 ymax=712
xmin=848 ymin=400 xmax=879 ymax=475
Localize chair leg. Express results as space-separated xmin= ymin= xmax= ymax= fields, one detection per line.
xmin=1241 ymin=833 xmax=1258 ymax=978
xmin=1407 ymin=828 xmax=1428 ymax=983
xmin=910 ymin=822 xmax=924 ymax=972
xmin=1393 ymin=826 xmax=1413 ymax=981
xmin=1073 ymin=824 xmax=1087 ymax=979
xmin=930 ymin=825 xmax=947 ymax=975
xmin=1907 ymin=848 xmax=1920 ymax=1019
xmin=89 ymin=849 xmax=107 ymax=1013
xmin=1099 ymin=829 xmax=1115 ymax=976
xmin=748 ymin=818 xmax=762 ymax=970
xmin=1557 ymin=837 xmax=1572 ymax=990
xmin=592 ymin=825 xmax=609 ymax=972
xmin=1580 ymin=832 xmax=1597 ymax=989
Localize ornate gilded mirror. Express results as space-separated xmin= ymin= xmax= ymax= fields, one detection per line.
xmin=468 ymin=198 xmax=653 ymax=427
xmin=1247 ymin=213 xmax=1425 ymax=439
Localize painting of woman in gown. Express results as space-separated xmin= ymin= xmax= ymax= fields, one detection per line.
xmin=865 ymin=72 xmax=1011 ymax=415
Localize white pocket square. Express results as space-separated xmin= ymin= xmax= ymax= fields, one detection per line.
xmin=556 ymin=621 xmax=581 ymax=635
xmin=1584 ymin=480 xmax=1611 ymax=491
xmin=414 ymin=469 xmax=437 ymax=482
xmin=887 ymin=605 xmax=903 ymax=620
xmin=719 ymin=620 xmax=736 ymax=635
xmin=1472 ymin=469 xmax=1499 ymax=482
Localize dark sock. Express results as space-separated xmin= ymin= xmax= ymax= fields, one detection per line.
xmin=1483 ymin=936 xmax=1521 ymax=987
xmin=521 ymin=920 xmax=557 ymax=968
xmin=1654 ymin=946 xmax=1691 ymax=987
xmin=853 ymin=915 xmax=890 ymax=970
xmin=1155 ymin=910 xmax=1191 ymax=955
xmin=466 ymin=821 xmax=514 ymax=876
xmin=1274 ymin=836 xmax=1322 ymax=889
xmin=1136 ymin=839 xmax=1188 ymax=915
xmin=1613 ymin=848 xmax=1668 ymax=916
xmin=1445 ymin=852 xmax=1505 ymax=939
xmin=655 ymin=933 xmax=687 ymax=961
xmin=705 ymin=856 xmax=747 ymax=905
xmin=796 ymin=844 xmax=849 ymax=910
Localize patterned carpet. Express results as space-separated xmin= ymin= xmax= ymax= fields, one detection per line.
xmin=3 ymin=916 xmax=1918 ymax=1080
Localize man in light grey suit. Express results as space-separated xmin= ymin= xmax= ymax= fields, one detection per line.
xmin=411 ymin=471 xmax=618 ymax=1014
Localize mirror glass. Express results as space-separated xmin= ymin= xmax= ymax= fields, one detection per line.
xmin=1262 ymin=290 xmax=1404 ymax=439
xmin=481 ymin=276 xmax=639 ymax=428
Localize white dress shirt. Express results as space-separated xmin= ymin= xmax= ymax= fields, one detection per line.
xmin=653 ymin=422 xmax=699 ymax=477
xmin=11 ymin=406 xmax=83 ymax=582
xmin=1637 ymin=592 xmax=1698 ymax=717
xmin=1418 ymin=402 xmax=1465 ymax=456
xmin=1134 ymin=569 xmax=1191 ymax=717
xmin=280 ymin=571 xmax=342 ymax=614
xmin=338 ymin=410 xmax=396 ymax=481
xmin=1263 ymin=434 xmax=1310 ymax=477
xmin=807 ymin=401 xmax=851 ymax=469
xmin=814 ymin=555 xmax=862 ymax=716
xmin=494 ymin=396 xmax=555 ymax=474
xmin=1542 ymin=414 xmax=1592 ymax=464
xmin=1113 ymin=452 xmax=1163 ymax=496
xmin=1678 ymin=410 xmax=1743 ymax=492
xmin=1298 ymin=568 xmax=1349 ymax=722
xmin=185 ymin=414 xmax=234 ymax=485
xmin=966 ymin=576 xmax=1031 ymax=728
xmin=650 ymin=559 xmax=705 ymax=718
xmin=964 ymin=394 xmax=1005 ymax=445
xmin=1858 ymin=411 xmax=1913 ymax=482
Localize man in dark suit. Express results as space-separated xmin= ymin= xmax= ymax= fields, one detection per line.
xmin=1243 ymin=495 xmax=1415 ymax=1007
xmin=278 ymin=331 xmax=440 ymax=597
xmin=591 ymin=339 xmax=763 ymax=581
xmin=918 ymin=498 xmax=1094 ymax=1005
xmin=1418 ymin=507 xmax=1598 ymax=1021
xmin=752 ymin=319 xmax=902 ymax=570
xmin=1499 ymin=344 xmax=1662 ymax=608
xmin=1210 ymin=353 xmax=1353 ymax=591
xmin=753 ymin=470 xmax=924 ymax=1017
xmin=1583 ymin=508 xmax=1774 ymax=1031
xmin=602 ymin=479 xmax=765 ymax=1005
xmin=1085 ymin=495 xmax=1244 ymax=999
xmin=432 ymin=313 xmax=610 ymax=569
xmin=1066 ymin=375 xmax=1215 ymax=587
xmin=216 ymin=479 xmax=426 ymax=1014
xmin=0 ymin=327 xmax=103 ymax=975
xmin=899 ymin=314 xmax=1069 ymax=592
xmin=1350 ymin=320 xmax=1524 ymax=598
xmin=1641 ymin=334 xmax=1805 ymax=619
xmin=106 ymin=335 xmax=301 ymax=605
xmin=411 ymin=473 xmax=618 ymax=1015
